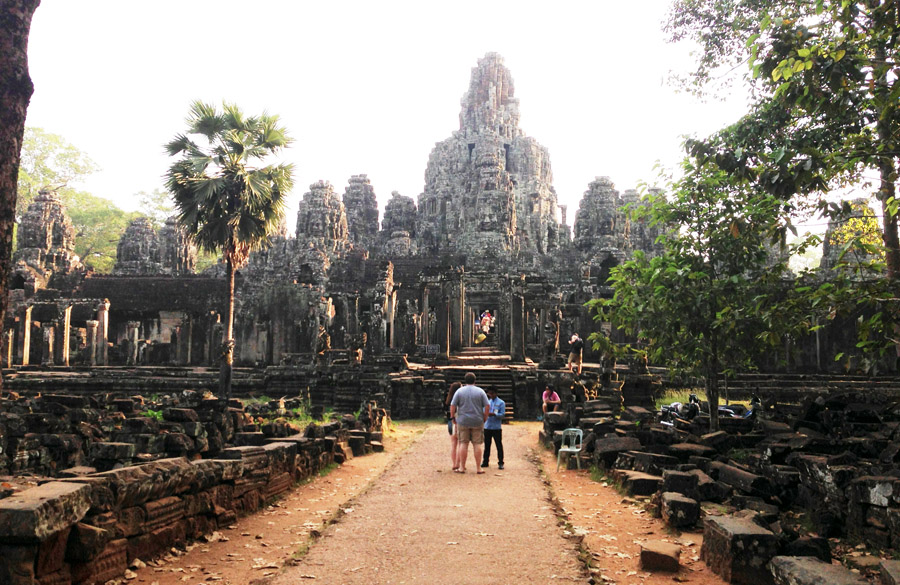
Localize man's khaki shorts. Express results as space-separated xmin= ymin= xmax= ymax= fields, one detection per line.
xmin=568 ymin=352 xmax=582 ymax=366
xmin=457 ymin=425 xmax=484 ymax=444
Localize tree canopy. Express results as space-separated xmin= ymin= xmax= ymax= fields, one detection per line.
xmin=165 ymin=100 xmax=294 ymax=398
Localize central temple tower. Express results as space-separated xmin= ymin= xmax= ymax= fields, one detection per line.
xmin=417 ymin=53 xmax=560 ymax=262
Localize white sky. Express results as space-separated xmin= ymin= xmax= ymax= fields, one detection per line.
xmin=25 ymin=0 xmax=751 ymax=226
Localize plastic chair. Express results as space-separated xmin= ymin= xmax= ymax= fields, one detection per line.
xmin=556 ymin=428 xmax=583 ymax=471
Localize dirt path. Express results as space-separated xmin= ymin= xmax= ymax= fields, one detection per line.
xmin=270 ymin=423 xmax=585 ymax=585
xmin=135 ymin=421 xmax=728 ymax=585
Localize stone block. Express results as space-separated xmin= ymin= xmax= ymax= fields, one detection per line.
xmin=849 ymin=476 xmax=899 ymax=507
xmin=0 ymin=482 xmax=91 ymax=543
xmin=371 ymin=440 xmax=384 ymax=452
xmin=709 ymin=461 xmax=774 ymax=497
xmin=90 ymin=442 xmax=136 ymax=461
xmin=70 ymin=537 xmax=127 ymax=585
xmin=632 ymin=451 xmax=680 ymax=475
xmin=593 ymin=436 xmax=641 ymax=467
xmin=661 ymin=492 xmax=700 ymax=528
xmin=65 ymin=521 xmax=111 ymax=563
xmin=669 ymin=442 xmax=718 ymax=461
xmin=701 ymin=515 xmax=780 ymax=585
xmin=663 ymin=469 xmax=699 ymax=497
xmin=165 ymin=433 xmax=195 ymax=453
xmin=163 ymin=408 xmax=199 ymax=422
xmin=348 ymin=435 xmax=366 ymax=456
xmin=617 ymin=470 xmax=663 ymax=496
xmin=35 ymin=527 xmax=70 ymax=577
xmin=234 ymin=432 xmax=267 ymax=446
xmin=769 ymin=556 xmax=867 ymax=585
xmin=688 ymin=469 xmax=731 ymax=503
xmin=640 ymin=540 xmax=681 ymax=571
xmin=143 ymin=496 xmax=184 ymax=533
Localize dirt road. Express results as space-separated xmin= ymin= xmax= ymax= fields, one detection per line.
xmin=271 ymin=423 xmax=585 ymax=584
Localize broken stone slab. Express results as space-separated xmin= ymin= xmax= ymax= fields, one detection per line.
xmin=617 ymin=470 xmax=662 ymax=496
xmin=788 ymin=454 xmax=859 ymax=500
xmin=709 ymin=461 xmax=774 ymax=497
xmin=0 ymin=481 xmax=91 ymax=543
xmin=769 ymin=556 xmax=867 ymax=585
xmin=661 ymin=492 xmax=700 ymax=528
xmin=849 ymin=476 xmax=899 ymax=507
xmin=700 ymin=431 xmax=734 ymax=452
xmin=640 ymin=540 xmax=681 ymax=571
xmin=593 ymin=436 xmax=641 ymax=467
xmin=668 ymin=442 xmax=718 ymax=461
xmin=701 ymin=515 xmax=780 ymax=585
xmin=631 ymin=451 xmax=680 ymax=475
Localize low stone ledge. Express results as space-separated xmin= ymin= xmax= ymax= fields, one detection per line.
xmin=769 ymin=556 xmax=867 ymax=585
xmin=0 ymin=482 xmax=91 ymax=544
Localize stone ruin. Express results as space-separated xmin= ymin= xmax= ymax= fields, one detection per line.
xmin=1 ymin=52 xmax=899 ymax=585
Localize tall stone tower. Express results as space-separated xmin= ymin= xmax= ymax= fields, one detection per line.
xmin=417 ymin=53 xmax=560 ymax=261
xmin=342 ymin=174 xmax=379 ymax=253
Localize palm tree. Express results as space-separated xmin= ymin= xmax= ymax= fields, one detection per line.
xmin=165 ymin=101 xmax=293 ymax=401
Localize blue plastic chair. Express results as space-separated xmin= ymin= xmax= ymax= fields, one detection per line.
xmin=557 ymin=428 xmax=583 ymax=471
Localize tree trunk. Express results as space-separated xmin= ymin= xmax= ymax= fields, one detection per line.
xmin=219 ymin=257 xmax=234 ymax=402
xmin=0 ymin=0 xmax=40 ymax=395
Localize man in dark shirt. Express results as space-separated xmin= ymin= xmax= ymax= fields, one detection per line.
xmin=568 ymin=333 xmax=584 ymax=375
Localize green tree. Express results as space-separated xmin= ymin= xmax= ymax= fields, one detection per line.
xmin=17 ymin=127 xmax=98 ymax=219
xmin=165 ymin=101 xmax=293 ymax=400
xmin=136 ymin=188 xmax=175 ymax=227
xmin=61 ymin=190 xmax=139 ymax=273
xmin=590 ymin=151 xmax=814 ymax=430
xmin=666 ymin=0 xmax=900 ymax=276
xmin=665 ymin=0 xmax=900 ymax=366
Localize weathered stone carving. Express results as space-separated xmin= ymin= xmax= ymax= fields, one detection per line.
xmin=114 ymin=216 xmax=196 ymax=276
xmin=13 ymin=189 xmax=82 ymax=295
xmin=417 ymin=52 xmax=559 ymax=261
xmin=343 ymin=174 xmax=379 ymax=253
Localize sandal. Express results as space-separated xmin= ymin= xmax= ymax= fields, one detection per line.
xmin=476 ymin=470 xmax=485 ymax=474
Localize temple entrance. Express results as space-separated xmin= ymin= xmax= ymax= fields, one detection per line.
xmin=464 ymin=292 xmax=501 ymax=349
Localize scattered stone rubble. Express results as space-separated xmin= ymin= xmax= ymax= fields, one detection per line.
xmin=543 ymin=386 xmax=900 ymax=585
xmin=0 ymin=391 xmax=387 ymax=585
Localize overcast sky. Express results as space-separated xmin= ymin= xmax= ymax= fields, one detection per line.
xmin=25 ymin=1 xmax=750 ymax=226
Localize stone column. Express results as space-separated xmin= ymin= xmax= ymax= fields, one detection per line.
xmin=510 ymin=293 xmax=526 ymax=362
xmin=57 ymin=304 xmax=72 ymax=366
xmin=125 ymin=321 xmax=141 ymax=365
xmin=3 ymin=329 xmax=14 ymax=367
xmin=41 ymin=322 xmax=56 ymax=366
xmin=421 ymin=288 xmax=430 ymax=345
xmin=85 ymin=320 xmax=99 ymax=366
xmin=449 ymin=289 xmax=462 ymax=353
xmin=436 ymin=295 xmax=450 ymax=363
xmin=16 ymin=305 xmax=32 ymax=366
xmin=96 ymin=300 xmax=110 ymax=366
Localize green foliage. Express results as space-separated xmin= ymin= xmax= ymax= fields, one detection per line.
xmin=60 ymin=190 xmax=140 ymax=273
xmin=136 ymin=188 xmax=175 ymax=228
xmin=16 ymin=127 xmax=98 ymax=219
xmin=165 ymin=101 xmax=294 ymax=268
xmin=664 ymin=0 xmax=900 ymax=369
xmin=145 ymin=409 xmax=163 ymax=421
xmin=589 ymin=153 xmax=820 ymax=429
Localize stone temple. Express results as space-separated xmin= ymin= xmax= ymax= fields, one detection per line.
xmin=4 ymin=53 xmax=659 ymax=379
xmin=2 ymin=52 xmax=857 ymax=399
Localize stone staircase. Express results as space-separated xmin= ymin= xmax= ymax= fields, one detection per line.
xmin=444 ymin=360 xmax=516 ymax=421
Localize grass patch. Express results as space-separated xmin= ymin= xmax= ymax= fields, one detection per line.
xmin=318 ymin=463 xmax=339 ymax=477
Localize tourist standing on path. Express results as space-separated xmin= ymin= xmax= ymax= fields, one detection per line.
xmin=450 ymin=372 xmax=490 ymax=474
xmin=445 ymin=381 xmax=461 ymax=471
xmin=568 ymin=333 xmax=584 ymax=375
xmin=542 ymin=385 xmax=561 ymax=417
xmin=481 ymin=386 xmax=505 ymax=469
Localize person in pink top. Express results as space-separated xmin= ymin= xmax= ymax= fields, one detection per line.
xmin=542 ymin=386 xmax=561 ymax=415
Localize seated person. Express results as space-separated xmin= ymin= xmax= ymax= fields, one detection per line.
xmin=542 ymin=386 xmax=561 ymax=414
